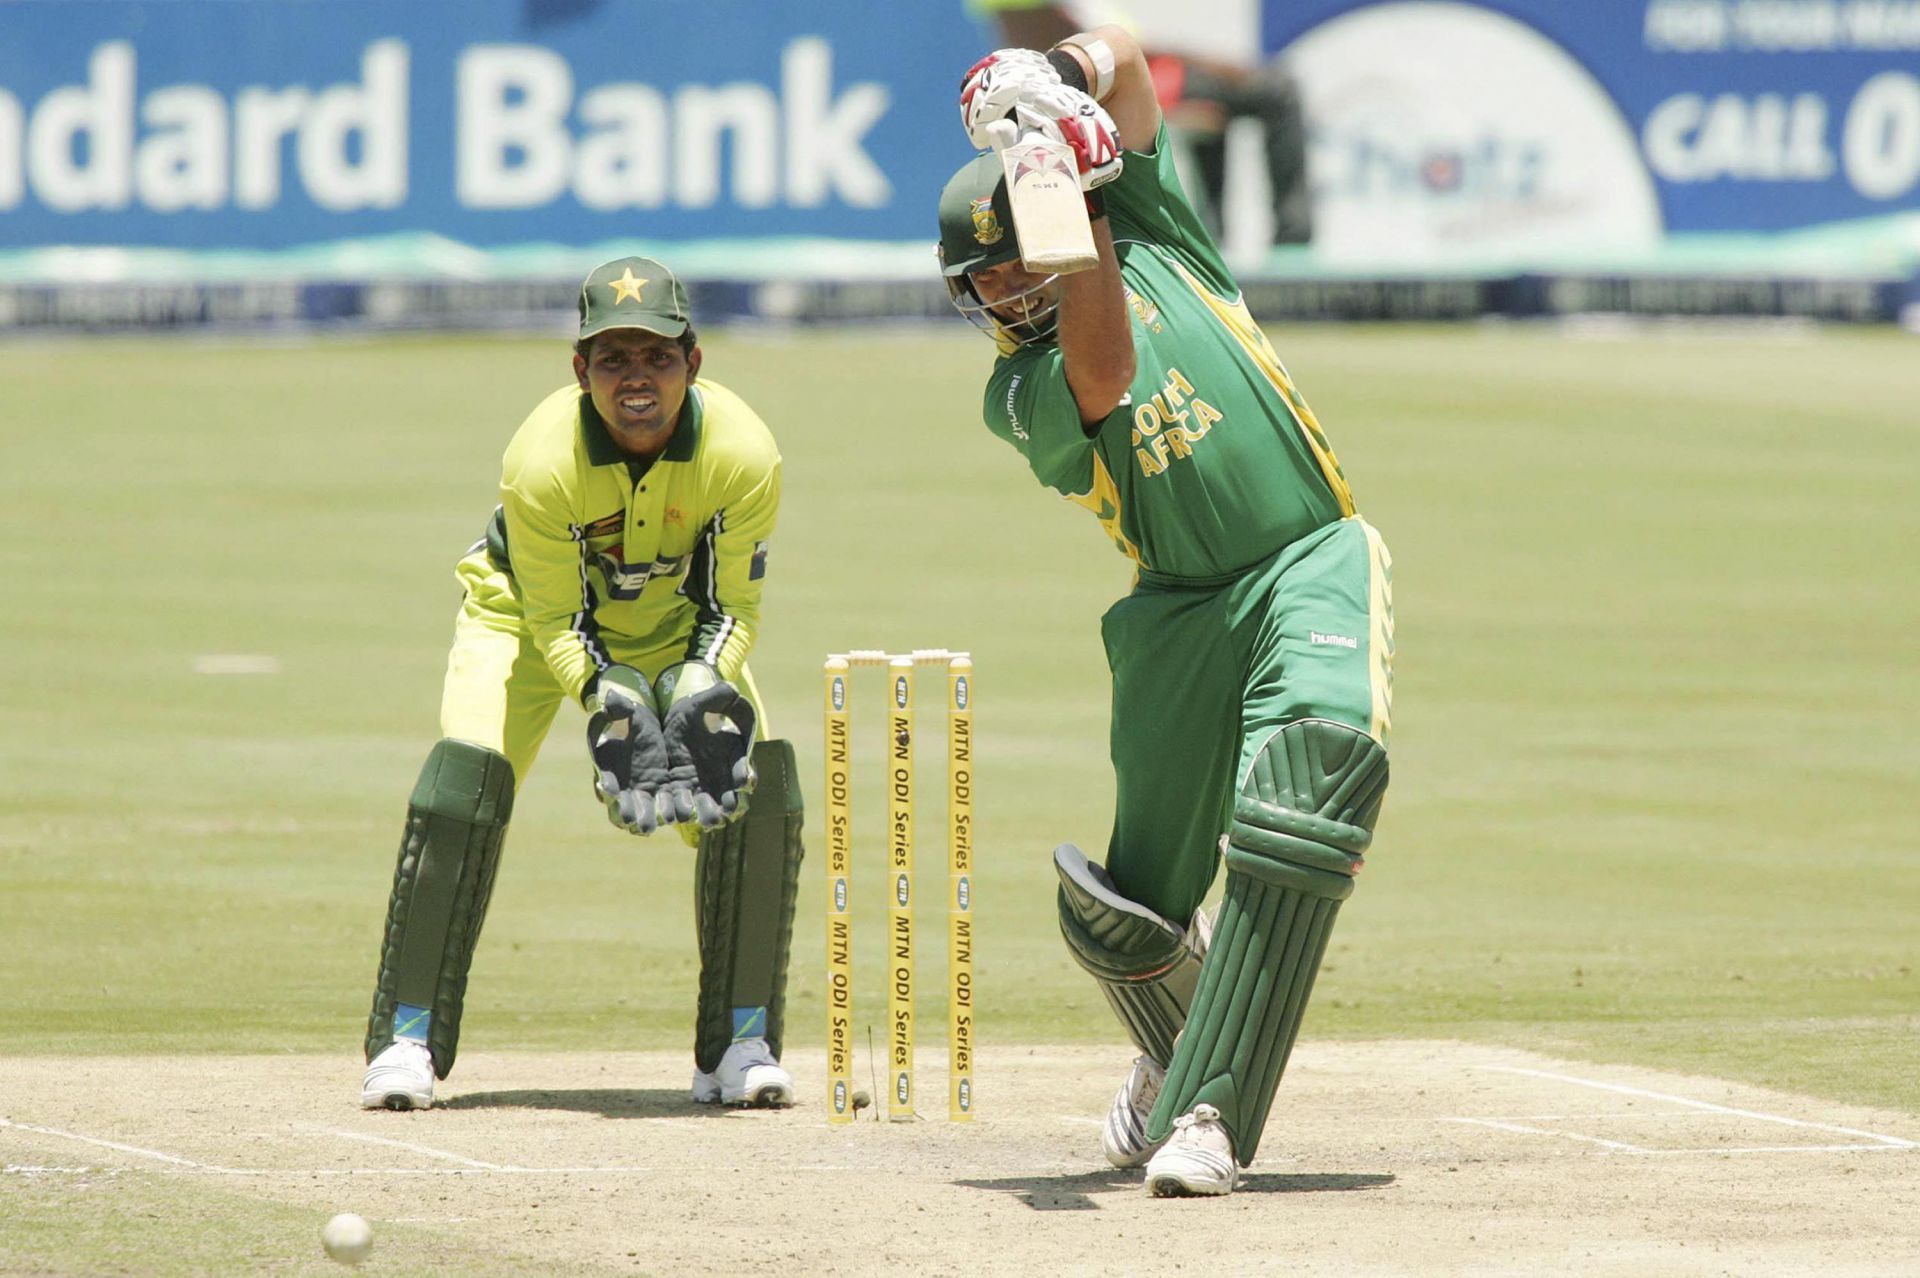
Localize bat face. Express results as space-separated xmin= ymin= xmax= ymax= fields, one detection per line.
xmin=997 ymin=134 xmax=1097 ymax=275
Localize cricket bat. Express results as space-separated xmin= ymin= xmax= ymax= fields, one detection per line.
xmin=986 ymin=120 xmax=1098 ymax=275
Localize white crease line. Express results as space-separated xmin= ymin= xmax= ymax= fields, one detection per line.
xmin=1474 ymin=1105 xmax=1735 ymax=1112
xmin=1443 ymin=1117 xmax=1652 ymax=1152
xmin=1059 ymin=1116 xmax=1102 ymax=1128
xmin=0 ymin=1117 xmax=238 ymax=1172
xmin=1646 ymin=1145 xmax=1915 ymax=1155
xmin=320 ymin=1129 xmax=511 ymax=1170
xmin=276 ymin=1168 xmax=501 ymax=1177
xmin=1437 ymin=1120 xmax=1911 ymax=1157
xmin=1484 ymin=1113 xmax=1920 ymax=1131
xmin=6 ymin=1161 xmax=1075 ymax=1178
xmin=389 ymin=1217 xmax=476 ymax=1223
xmin=1481 ymin=1066 xmax=1919 ymax=1148
xmin=1 ymin=1166 xmax=523 ymax=1178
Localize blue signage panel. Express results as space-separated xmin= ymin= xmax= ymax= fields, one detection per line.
xmin=1261 ymin=0 xmax=1920 ymax=254
xmin=6 ymin=1 xmax=1915 ymax=257
xmin=0 ymin=0 xmax=986 ymax=248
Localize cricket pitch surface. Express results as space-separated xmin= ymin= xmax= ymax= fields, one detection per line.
xmin=5 ymin=1041 xmax=1917 ymax=1276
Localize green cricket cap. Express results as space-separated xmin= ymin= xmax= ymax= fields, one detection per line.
xmin=938 ymin=154 xmax=1024 ymax=278
xmin=577 ymin=256 xmax=691 ymax=341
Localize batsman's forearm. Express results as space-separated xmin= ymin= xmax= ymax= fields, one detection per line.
xmin=1056 ymin=25 xmax=1161 ymax=147
xmin=1058 ymin=217 xmax=1134 ymax=424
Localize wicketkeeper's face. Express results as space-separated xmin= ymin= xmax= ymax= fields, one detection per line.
xmin=574 ymin=329 xmax=701 ymax=461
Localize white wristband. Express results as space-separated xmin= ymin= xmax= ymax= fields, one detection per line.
xmin=1056 ymin=36 xmax=1117 ymax=101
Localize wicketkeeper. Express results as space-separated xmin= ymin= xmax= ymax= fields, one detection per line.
xmin=358 ymin=257 xmax=806 ymax=1112
xmin=941 ymin=30 xmax=1395 ymax=1196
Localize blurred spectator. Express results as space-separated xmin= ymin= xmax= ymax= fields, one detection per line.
xmin=968 ymin=0 xmax=1096 ymax=46
xmin=1147 ymin=52 xmax=1310 ymax=245
xmin=968 ymin=0 xmax=1311 ymax=245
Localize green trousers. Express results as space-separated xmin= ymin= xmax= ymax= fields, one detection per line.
xmin=1101 ymin=516 xmax=1393 ymax=924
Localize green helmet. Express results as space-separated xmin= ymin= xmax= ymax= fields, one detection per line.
xmin=936 ymin=153 xmax=1060 ymax=347
xmin=938 ymin=153 xmax=1023 ymax=278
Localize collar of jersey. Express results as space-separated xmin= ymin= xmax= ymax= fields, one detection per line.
xmin=579 ymin=385 xmax=704 ymax=468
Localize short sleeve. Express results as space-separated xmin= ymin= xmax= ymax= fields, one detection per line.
xmin=1102 ymin=121 xmax=1238 ymax=299
xmin=982 ymin=347 xmax=1098 ymax=499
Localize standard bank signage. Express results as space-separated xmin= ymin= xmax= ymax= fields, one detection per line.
xmin=4 ymin=41 xmax=886 ymax=215
xmin=0 ymin=0 xmax=982 ymax=247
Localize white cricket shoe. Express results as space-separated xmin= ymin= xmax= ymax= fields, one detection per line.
xmin=1102 ymin=1055 xmax=1169 ymax=1168
xmin=690 ymin=1037 xmax=794 ymax=1108
xmin=360 ymin=1039 xmax=435 ymax=1111
xmin=1144 ymin=1103 xmax=1239 ymax=1197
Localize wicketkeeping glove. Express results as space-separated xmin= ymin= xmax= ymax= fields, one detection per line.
xmin=656 ymin=662 xmax=759 ymax=830
xmin=1012 ymin=83 xmax=1123 ymax=190
xmin=960 ymin=47 xmax=1062 ymax=150
xmin=584 ymin=665 xmax=673 ymax=835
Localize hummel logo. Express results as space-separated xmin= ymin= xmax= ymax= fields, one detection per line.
xmin=1310 ymin=631 xmax=1358 ymax=649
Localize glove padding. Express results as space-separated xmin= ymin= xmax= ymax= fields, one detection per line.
xmin=656 ymin=662 xmax=759 ymax=830
xmin=584 ymin=665 xmax=673 ymax=836
xmin=960 ymin=47 xmax=1062 ymax=150
xmin=1009 ymin=84 xmax=1123 ymax=191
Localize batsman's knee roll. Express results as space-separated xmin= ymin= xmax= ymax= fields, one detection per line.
xmin=1055 ymin=843 xmax=1208 ymax=1068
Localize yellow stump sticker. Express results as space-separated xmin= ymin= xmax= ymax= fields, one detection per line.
xmin=823 ymin=658 xmax=854 ymax=1124
xmin=947 ymin=657 xmax=975 ymax=1121
xmin=887 ymin=658 xmax=915 ymax=1121
xmin=820 ymin=649 xmax=976 ymax=1123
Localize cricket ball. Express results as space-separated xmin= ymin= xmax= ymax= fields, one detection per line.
xmin=852 ymin=1088 xmax=873 ymax=1111
xmin=321 ymin=1213 xmax=374 ymax=1265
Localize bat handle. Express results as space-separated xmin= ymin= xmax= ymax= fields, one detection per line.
xmin=984 ymin=119 xmax=1019 ymax=153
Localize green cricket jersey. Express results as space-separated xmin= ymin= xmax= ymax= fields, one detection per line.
xmin=982 ymin=122 xmax=1354 ymax=580
xmin=484 ymin=378 xmax=780 ymax=704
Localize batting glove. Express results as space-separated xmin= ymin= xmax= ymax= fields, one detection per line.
xmin=1013 ymin=83 xmax=1124 ymax=191
xmin=960 ymin=47 xmax=1062 ymax=150
xmin=656 ymin=661 xmax=759 ymax=830
xmin=584 ymin=665 xmax=674 ymax=836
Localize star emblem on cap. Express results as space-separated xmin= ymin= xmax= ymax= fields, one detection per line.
xmin=607 ymin=267 xmax=646 ymax=305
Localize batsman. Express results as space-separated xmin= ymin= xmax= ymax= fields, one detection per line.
xmin=357 ymin=256 xmax=806 ymax=1113
xmin=942 ymin=30 xmax=1394 ymax=1195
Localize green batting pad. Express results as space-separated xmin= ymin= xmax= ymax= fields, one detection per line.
xmin=694 ymin=739 xmax=805 ymax=1074
xmin=1055 ymin=843 xmax=1207 ymax=1066
xmin=1146 ymin=720 xmax=1387 ymax=1162
xmin=364 ymin=739 xmax=514 ymax=1079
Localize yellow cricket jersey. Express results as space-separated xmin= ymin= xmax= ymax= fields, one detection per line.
xmin=481 ymin=378 xmax=781 ymax=704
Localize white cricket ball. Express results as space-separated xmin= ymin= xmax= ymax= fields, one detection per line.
xmin=321 ymin=1213 xmax=374 ymax=1265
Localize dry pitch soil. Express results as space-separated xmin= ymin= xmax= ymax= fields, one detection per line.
xmin=4 ymin=1041 xmax=1918 ymax=1276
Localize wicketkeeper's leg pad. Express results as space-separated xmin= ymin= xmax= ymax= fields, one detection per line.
xmin=1056 ymin=844 xmax=1210 ymax=1067
xmin=1146 ymin=719 xmax=1388 ymax=1163
xmin=694 ymin=738 xmax=806 ymax=1075
xmin=365 ymin=739 xmax=515 ymax=1079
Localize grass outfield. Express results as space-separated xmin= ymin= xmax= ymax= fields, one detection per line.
xmin=1 ymin=323 xmax=1914 ymax=1113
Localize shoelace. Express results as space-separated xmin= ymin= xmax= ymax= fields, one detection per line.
xmin=1170 ymin=1103 xmax=1222 ymax=1142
